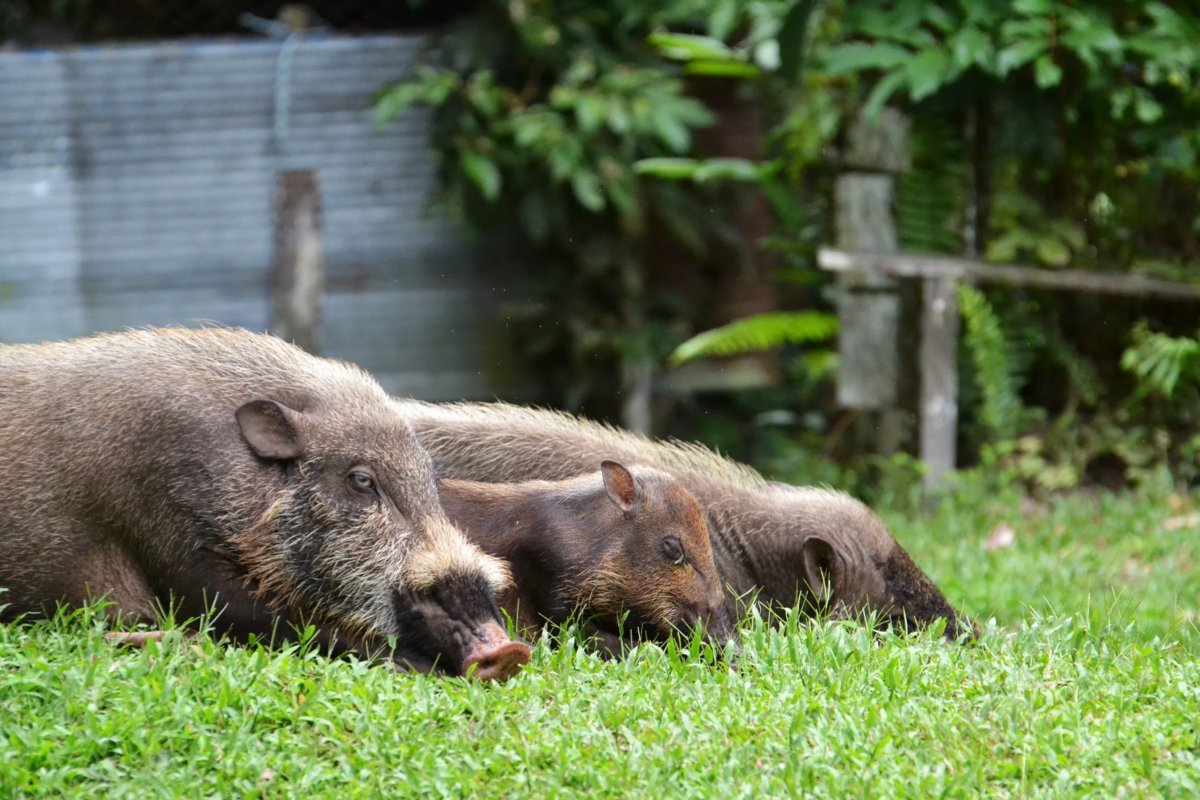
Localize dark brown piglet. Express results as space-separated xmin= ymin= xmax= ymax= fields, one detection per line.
xmin=0 ymin=327 xmax=528 ymax=680
xmin=438 ymin=460 xmax=736 ymax=653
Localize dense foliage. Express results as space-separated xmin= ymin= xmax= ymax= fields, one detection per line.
xmin=806 ymin=0 xmax=1200 ymax=488
xmin=386 ymin=0 xmax=1200 ymax=487
xmin=376 ymin=2 xmax=821 ymax=419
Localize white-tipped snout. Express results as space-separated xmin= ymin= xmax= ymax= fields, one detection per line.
xmin=404 ymin=518 xmax=513 ymax=595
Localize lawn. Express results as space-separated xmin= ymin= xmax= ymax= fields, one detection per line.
xmin=2 ymin=487 xmax=1197 ymax=798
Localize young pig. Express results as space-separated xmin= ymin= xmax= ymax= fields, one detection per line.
xmin=438 ymin=460 xmax=736 ymax=653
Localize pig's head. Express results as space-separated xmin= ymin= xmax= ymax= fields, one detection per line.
xmin=761 ymin=484 xmax=976 ymax=642
xmin=571 ymin=461 xmax=735 ymax=649
xmin=232 ymin=398 xmax=530 ymax=680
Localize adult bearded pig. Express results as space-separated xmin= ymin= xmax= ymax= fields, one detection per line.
xmin=0 ymin=328 xmax=530 ymax=680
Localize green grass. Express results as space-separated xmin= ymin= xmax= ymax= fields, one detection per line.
xmin=2 ymin=488 xmax=1198 ymax=798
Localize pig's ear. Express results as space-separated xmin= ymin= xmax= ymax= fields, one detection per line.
xmin=601 ymin=460 xmax=638 ymax=511
xmin=799 ymin=536 xmax=839 ymax=603
xmin=236 ymin=399 xmax=303 ymax=461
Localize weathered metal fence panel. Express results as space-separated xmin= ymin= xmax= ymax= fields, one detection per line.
xmin=0 ymin=35 xmax=518 ymax=399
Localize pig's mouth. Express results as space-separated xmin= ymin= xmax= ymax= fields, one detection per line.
xmin=588 ymin=607 xmax=652 ymax=639
xmin=389 ymin=581 xmax=531 ymax=680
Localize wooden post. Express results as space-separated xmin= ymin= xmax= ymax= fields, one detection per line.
xmin=920 ymin=276 xmax=959 ymax=491
xmin=621 ymin=361 xmax=653 ymax=436
xmin=271 ymin=170 xmax=323 ymax=354
xmin=834 ymin=109 xmax=911 ymax=455
xmin=819 ymin=247 xmax=1200 ymax=490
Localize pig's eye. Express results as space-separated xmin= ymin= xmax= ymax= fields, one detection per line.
xmin=347 ymin=471 xmax=377 ymax=496
xmin=663 ymin=536 xmax=686 ymax=566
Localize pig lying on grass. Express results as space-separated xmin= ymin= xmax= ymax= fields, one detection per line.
xmin=400 ymin=399 xmax=976 ymax=641
xmin=440 ymin=460 xmax=736 ymax=654
xmin=0 ymin=328 xmax=529 ymax=680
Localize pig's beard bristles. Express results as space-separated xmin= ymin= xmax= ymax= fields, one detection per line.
xmin=229 ymin=489 xmax=406 ymax=641
xmin=404 ymin=518 xmax=513 ymax=596
xmin=565 ymin=556 xmax=676 ymax=638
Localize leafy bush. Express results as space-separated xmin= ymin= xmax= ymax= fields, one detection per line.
xmin=375 ymin=2 xmax=819 ymax=415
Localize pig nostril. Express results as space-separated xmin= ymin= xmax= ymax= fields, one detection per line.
xmin=463 ymin=639 xmax=531 ymax=681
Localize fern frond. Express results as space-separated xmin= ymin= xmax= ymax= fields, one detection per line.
xmin=1121 ymin=324 xmax=1200 ymax=398
xmin=958 ymin=284 xmax=1023 ymax=440
xmin=668 ymin=311 xmax=838 ymax=366
xmin=1043 ymin=327 xmax=1103 ymax=406
xmin=897 ymin=115 xmax=966 ymax=255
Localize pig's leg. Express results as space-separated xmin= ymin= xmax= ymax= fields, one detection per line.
xmin=104 ymin=629 xmax=178 ymax=647
xmin=35 ymin=530 xmax=167 ymax=646
xmin=0 ymin=521 xmax=157 ymax=624
xmin=61 ymin=531 xmax=159 ymax=623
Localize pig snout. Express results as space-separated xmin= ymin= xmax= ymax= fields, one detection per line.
xmin=461 ymin=621 xmax=531 ymax=681
xmin=696 ymin=603 xmax=740 ymax=655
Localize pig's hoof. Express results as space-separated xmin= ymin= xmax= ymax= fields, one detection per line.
xmin=104 ymin=630 xmax=167 ymax=647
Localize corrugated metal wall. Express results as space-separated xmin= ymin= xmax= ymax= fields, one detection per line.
xmin=0 ymin=34 xmax=525 ymax=399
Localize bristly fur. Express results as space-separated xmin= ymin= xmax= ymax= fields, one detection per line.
xmin=402 ymin=400 xmax=769 ymax=490
xmin=405 ymin=519 xmax=513 ymax=596
xmin=438 ymin=463 xmax=733 ymax=648
xmin=397 ymin=398 xmax=974 ymax=640
xmin=0 ymin=326 xmax=517 ymax=663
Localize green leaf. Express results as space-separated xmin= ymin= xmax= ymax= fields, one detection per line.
xmin=548 ymin=85 xmax=578 ymax=109
xmin=604 ymin=97 xmax=631 ymax=135
xmin=778 ymin=0 xmax=821 ymax=83
xmin=1013 ymin=0 xmax=1053 ymax=13
xmin=1061 ymin=14 xmax=1123 ymax=57
xmin=1122 ymin=324 xmax=1200 ymax=397
xmin=570 ymin=171 xmax=605 ymax=213
xmin=465 ymin=71 xmax=502 ymax=117
xmin=1001 ymin=16 xmax=1053 ymax=39
xmin=651 ymin=113 xmax=692 ymax=153
xmin=996 ymin=38 xmax=1046 ymax=75
xmin=635 ymin=157 xmax=763 ymax=184
xmin=461 ymin=152 xmax=502 ymax=202
xmin=707 ymin=0 xmax=739 ymax=42
xmin=374 ymin=83 xmax=422 ymax=126
xmin=668 ymin=97 xmax=717 ymax=129
xmin=373 ymin=69 xmax=458 ymax=126
xmin=512 ymin=113 xmax=557 ymax=148
xmin=949 ymin=27 xmax=991 ymax=70
xmin=575 ymin=95 xmax=606 ymax=135
xmin=862 ymin=70 xmax=907 ymax=119
xmin=684 ymin=60 xmax=762 ymax=79
xmin=958 ymin=284 xmax=1024 ymax=440
xmin=1050 ymin=221 xmax=1086 ymax=250
xmin=924 ymin=5 xmax=957 ymax=34
xmin=693 ymin=158 xmax=763 ymax=183
xmin=633 ymin=158 xmax=701 ymax=180
xmin=1034 ymin=236 xmax=1070 ymax=268
xmin=601 ymin=168 xmax=637 ymax=219
xmin=670 ymin=311 xmax=838 ymax=365
xmin=905 ymin=47 xmax=951 ymax=100
xmin=1134 ymin=92 xmax=1164 ymax=123
xmin=649 ymin=33 xmax=735 ymax=62
xmin=1033 ymin=55 xmax=1062 ymax=88
xmin=985 ymin=230 xmax=1031 ymax=262
xmin=822 ymin=42 xmax=913 ymax=75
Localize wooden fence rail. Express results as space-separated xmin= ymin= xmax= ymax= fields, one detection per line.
xmin=819 ymin=249 xmax=1200 ymax=301
xmin=817 ymin=247 xmax=1200 ymax=491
